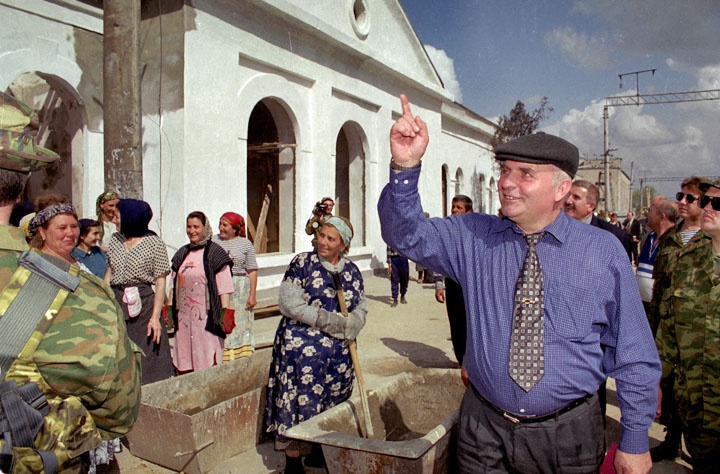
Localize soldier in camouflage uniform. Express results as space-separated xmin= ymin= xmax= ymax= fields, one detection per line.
xmin=654 ymin=177 xmax=720 ymax=473
xmin=650 ymin=176 xmax=707 ymax=463
xmin=0 ymin=92 xmax=141 ymax=473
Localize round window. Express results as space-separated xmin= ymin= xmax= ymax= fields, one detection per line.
xmin=350 ymin=0 xmax=370 ymax=39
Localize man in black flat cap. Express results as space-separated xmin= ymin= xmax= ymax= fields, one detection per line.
xmin=379 ymin=94 xmax=660 ymax=474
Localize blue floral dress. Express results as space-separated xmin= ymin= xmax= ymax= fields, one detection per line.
xmin=265 ymin=252 xmax=366 ymax=447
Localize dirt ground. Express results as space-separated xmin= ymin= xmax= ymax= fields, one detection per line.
xmin=114 ymin=270 xmax=691 ymax=473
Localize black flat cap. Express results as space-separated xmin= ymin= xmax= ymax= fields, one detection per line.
xmin=495 ymin=132 xmax=579 ymax=178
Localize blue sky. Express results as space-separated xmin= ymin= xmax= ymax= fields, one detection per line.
xmin=400 ymin=0 xmax=720 ymax=199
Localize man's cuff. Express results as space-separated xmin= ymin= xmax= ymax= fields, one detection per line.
xmin=619 ymin=429 xmax=650 ymax=454
xmin=389 ymin=165 xmax=422 ymax=190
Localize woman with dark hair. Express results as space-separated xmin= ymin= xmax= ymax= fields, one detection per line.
xmin=71 ymin=218 xmax=106 ymax=278
xmin=214 ymin=211 xmax=258 ymax=361
xmin=169 ymin=211 xmax=234 ymax=373
xmin=105 ymin=198 xmax=173 ymax=384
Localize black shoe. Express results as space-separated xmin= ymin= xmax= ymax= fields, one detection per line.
xmin=284 ymin=454 xmax=305 ymax=474
xmin=400 ymin=295 xmax=407 ymax=304
xmin=304 ymin=445 xmax=326 ymax=469
xmin=650 ymin=440 xmax=680 ymax=462
xmin=390 ymin=299 xmax=398 ymax=308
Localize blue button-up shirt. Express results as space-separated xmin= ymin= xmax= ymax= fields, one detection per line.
xmin=378 ymin=167 xmax=661 ymax=454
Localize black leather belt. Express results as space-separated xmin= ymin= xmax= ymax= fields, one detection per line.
xmin=471 ymin=385 xmax=593 ymax=424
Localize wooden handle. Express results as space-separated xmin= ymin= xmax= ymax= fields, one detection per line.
xmin=332 ymin=272 xmax=374 ymax=438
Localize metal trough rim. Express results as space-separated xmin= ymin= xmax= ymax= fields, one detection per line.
xmin=285 ymin=368 xmax=461 ymax=460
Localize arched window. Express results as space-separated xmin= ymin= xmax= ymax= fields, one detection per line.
xmin=334 ymin=122 xmax=367 ymax=245
xmin=441 ymin=164 xmax=449 ymax=216
xmin=477 ymin=174 xmax=486 ymax=213
xmin=455 ymin=168 xmax=464 ymax=198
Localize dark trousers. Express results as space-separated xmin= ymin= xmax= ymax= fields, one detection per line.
xmin=389 ymin=255 xmax=409 ymax=299
xmin=457 ymin=386 xmax=604 ymax=474
xmin=685 ymin=423 xmax=720 ymax=474
xmin=659 ymin=373 xmax=682 ymax=446
xmin=444 ymin=278 xmax=466 ymax=365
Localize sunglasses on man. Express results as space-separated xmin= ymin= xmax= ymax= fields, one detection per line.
xmin=676 ymin=192 xmax=699 ymax=204
xmin=698 ymin=195 xmax=720 ymax=211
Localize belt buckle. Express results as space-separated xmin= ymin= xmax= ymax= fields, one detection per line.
xmin=502 ymin=412 xmax=521 ymax=424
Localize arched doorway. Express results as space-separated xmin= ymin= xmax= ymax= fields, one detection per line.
xmin=246 ymin=99 xmax=296 ymax=254
xmin=5 ymin=72 xmax=85 ymax=210
xmin=334 ymin=122 xmax=367 ymax=245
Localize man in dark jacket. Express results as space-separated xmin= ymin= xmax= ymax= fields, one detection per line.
xmin=565 ymin=179 xmax=633 ymax=261
xmin=623 ymin=211 xmax=642 ymax=265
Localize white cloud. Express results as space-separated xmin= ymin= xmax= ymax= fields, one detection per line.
xmin=542 ymin=85 xmax=719 ymax=198
xmin=423 ymin=45 xmax=463 ymax=102
xmin=544 ymin=26 xmax=613 ymax=70
xmin=696 ymin=65 xmax=720 ymax=90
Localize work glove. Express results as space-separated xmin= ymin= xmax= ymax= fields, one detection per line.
xmin=222 ymin=308 xmax=236 ymax=334
xmin=316 ymin=309 xmax=365 ymax=340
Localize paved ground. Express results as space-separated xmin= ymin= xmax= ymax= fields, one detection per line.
xmin=115 ymin=271 xmax=691 ymax=473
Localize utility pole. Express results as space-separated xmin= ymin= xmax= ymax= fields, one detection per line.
xmin=603 ymin=69 xmax=655 ymax=213
xmin=602 ymin=105 xmax=610 ymax=211
xmin=103 ymin=0 xmax=143 ymax=199
xmin=618 ymin=69 xmax=656 ymax=102
xmin=603 ymin=68 xmax=720 ymax=215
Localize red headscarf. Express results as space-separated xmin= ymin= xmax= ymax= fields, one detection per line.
xmin=221 ymin=212 xmax=246 ymax=237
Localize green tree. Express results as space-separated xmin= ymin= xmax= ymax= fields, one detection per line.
xmin=492 ymin=97 xmax=553 ymax=147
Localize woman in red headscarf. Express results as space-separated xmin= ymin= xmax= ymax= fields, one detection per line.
xmin=214 ymin=211 xmax=259 ymax=360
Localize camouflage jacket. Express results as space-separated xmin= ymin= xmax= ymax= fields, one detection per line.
xmin=0 ymin=226 xmax=141 ymax=473
xmin=651 ymin=221 xmax=705 ymax=321
xmin=654 ymin=230 xmax=720 ymax=432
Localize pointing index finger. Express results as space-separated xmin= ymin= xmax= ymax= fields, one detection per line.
xmin=399 ymin=94 xmax=420 ymax=132
xmin=400 ymin=94 xmax=414 ymax=117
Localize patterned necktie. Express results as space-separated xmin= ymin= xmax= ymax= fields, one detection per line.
xmin=509 ymin=232 xmax=545 ymax=391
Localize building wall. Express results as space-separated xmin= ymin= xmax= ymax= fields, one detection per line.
xmin=0 ymin=0 xmax=498 ymax=300
xmin=576 ymin=157 xmax=632 ymax=216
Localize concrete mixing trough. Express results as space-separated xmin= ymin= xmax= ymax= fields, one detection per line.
xmin=125 ymin=348 xmax=271 ymax=474
xmin=285 ymin=368 xmax=464 ymax=473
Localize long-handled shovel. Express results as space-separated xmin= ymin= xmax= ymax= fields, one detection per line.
xmin=332 ymin=272 xmax=374 ymax=438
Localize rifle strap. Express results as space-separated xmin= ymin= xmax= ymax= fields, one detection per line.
xmin=0 ymin=251 xmax=79 ymax=376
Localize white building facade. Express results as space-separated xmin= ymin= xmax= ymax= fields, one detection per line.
xmin=0 ymin=0 xmax=497 ymax=302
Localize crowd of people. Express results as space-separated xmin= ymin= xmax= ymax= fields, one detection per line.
xmin=2 ymin=90 xmax=717 ymax=474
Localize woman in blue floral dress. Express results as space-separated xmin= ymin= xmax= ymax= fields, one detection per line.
xmin=265 ymin=217 xmax=367 ymax=473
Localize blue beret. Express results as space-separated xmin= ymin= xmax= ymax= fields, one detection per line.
xmin=495 ymin=132 xmax=579 ymax=178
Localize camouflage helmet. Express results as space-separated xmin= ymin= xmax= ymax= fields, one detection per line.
xmin=0 ymin=92 xmax=59 ymax=173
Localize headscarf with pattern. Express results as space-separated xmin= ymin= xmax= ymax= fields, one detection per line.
xmin=28 ymin=203 xmax=77 ymax=237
